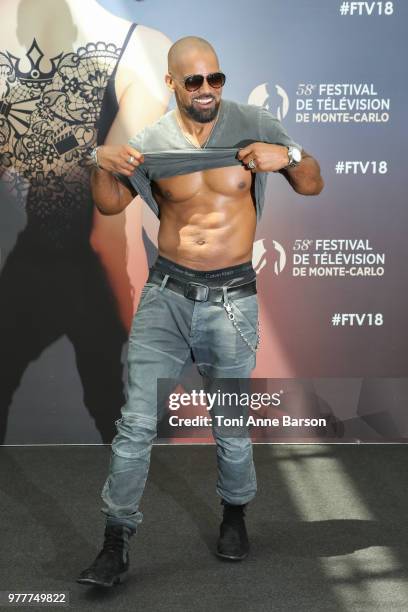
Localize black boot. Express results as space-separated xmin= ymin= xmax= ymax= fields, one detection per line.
xmin=216 ymin=500 xmax=249 ymax=561
xmin=77 ymin=524 xmax=134 ymax=587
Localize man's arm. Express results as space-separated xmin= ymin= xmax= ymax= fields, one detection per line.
xmin=279 ymin=149 xmax=324 ymax=196
xmin=238 ymin=143 xmax=324 ymax=196
xmin=237 ymin=108 xmax=324 ymax=196
xmin=90 ymin=144 xmax=144 ymax=215
xmin=91 ymin=169 xmax=133 ymax=216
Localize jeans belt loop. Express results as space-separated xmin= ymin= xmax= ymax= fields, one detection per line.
xmin=159 ymin=273 xmax=169 ymax=291
xmin=222 ymin=286 xmax=229 ymax=304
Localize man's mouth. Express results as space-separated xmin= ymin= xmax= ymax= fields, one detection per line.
xmin=193 ymin=96 xmax=215 ymax=106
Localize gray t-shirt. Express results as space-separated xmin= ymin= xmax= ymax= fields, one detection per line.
xmin=125 ymin=99 xmax=301 ymax=221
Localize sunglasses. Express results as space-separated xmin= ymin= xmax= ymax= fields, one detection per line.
xmin=172 ymin=72 xmax=226 ymax=92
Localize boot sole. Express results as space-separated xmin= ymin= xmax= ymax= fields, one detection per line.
xmin=76 ymin=571 xmax=128 ymax=588
xmin=216 ymin=550 xmax=248 ymax=561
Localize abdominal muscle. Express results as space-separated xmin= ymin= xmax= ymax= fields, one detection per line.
xmin=153 ymin=166 xmax=257 ymax=270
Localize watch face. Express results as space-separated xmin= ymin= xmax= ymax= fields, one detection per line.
xmin=292 ymin=147 xmax=302 ymax=162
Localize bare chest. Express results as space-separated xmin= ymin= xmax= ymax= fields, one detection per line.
xmin=153 ymin=165 xmax=252 ymax=204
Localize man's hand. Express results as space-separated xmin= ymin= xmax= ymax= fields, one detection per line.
xmin=239 ymin=143 xmax=324 ymax=195
xmin=97 ymin=144 xmax=144 ymax=176
xmin=91 ymin=144 xmax=144 ymax=215
xmin=237 ymin=143 xmax=289 ymax=173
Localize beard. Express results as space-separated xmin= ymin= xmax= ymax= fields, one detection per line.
xmin=176 ymin=92 xmax=220 ymax=123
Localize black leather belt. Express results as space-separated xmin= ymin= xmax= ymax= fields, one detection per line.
xmin=147 ymin=269 xmax=257 ymax=303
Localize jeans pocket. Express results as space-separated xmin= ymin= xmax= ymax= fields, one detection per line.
xmin=137 ymin=282 xmax=160 ymax=309
xmin=230 ymin=294 xmax=259 ymax=334
xmin=129 ymin=283 xmax=162 ymax=344
xmin=227 ymin=294 xmax=260 ymax=354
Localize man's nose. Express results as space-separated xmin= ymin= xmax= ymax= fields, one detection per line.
xmin=198 ymin=78 xmax=214 ymax=95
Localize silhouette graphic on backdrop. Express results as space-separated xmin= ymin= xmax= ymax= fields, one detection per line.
xmin=0 ymin=0 xmax=170 ymax=443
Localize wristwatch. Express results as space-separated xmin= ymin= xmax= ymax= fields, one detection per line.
xmin=285 ymin=145 xmax=302 ymax=168
xmin=90 ymin=146 xmax=100 ymax=169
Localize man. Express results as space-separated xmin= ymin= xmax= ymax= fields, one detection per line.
xmin=77 ymin=36 xmax=323 ymax=587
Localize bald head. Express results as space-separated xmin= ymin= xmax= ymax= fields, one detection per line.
xmin=168 ymin=36 xmax=218 ymax=74
xmin=166 ymin=36 xmax=223 ymax=124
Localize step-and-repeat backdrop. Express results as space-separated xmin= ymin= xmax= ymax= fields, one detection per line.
xmin=0 ymin=0 xmax=406 ymax=444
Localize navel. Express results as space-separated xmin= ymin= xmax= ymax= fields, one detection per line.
xmin=196 ymin=239 xmax=206 ymax=245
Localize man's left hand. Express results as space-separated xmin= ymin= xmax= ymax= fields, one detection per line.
xmin=237 ymin=143 xmax=290 ymax=173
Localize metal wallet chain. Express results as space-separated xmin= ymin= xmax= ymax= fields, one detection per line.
xmin=222 ymin=299 xmax=261 ymax=353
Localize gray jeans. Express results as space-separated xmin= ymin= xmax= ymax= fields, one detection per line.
xmin=100 ymin=268 xmax=259 ymax=533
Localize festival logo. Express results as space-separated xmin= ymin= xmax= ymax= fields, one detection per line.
xmin=253 ymin=238 xmax=287 ymax=276
xmin=248 ymin=83 xmax=289 ymax=120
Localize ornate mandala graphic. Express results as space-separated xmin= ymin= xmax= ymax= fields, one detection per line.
xmin=0 ymin=35 xmax=129 ymax=249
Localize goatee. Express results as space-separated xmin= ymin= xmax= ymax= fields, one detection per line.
xmin=183 ymin=99 xmax=220 ymax=123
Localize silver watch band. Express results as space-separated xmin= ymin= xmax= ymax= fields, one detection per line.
xmin=90 ymin=146 xmax=100 ymax=169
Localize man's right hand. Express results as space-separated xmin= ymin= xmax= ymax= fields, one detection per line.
xmin=96 ymin=144 xmax=144 ymax=176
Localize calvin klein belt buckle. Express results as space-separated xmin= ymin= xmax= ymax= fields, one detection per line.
xmin=184 ymin=282 xmax=209 ymax=302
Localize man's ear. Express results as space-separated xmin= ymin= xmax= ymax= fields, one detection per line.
xmin=165 ymin=73 xmax=175 ymax=92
